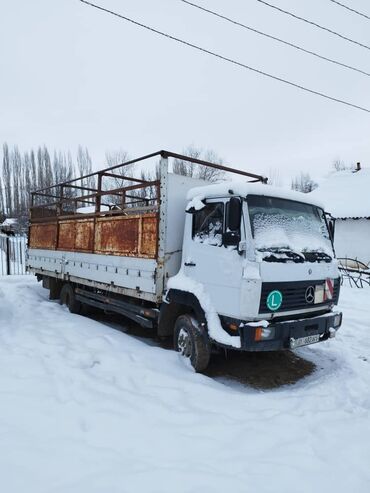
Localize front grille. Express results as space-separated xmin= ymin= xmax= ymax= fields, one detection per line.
xmin=259 ymin=278 xmax=340 ymax=314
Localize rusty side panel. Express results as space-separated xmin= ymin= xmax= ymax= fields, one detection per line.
xmin=95 ymin=216 xmax=139 ymax=256
xmin=94 ymin=213 xmax=158 ymax=258
xmin=58 ymin=221 xmax=76 ymax=251
xmin=31 ymin=212 xmax=158 ymax=258
xmin=29 ymin=223 xmax=57 ymax=250
xmin=57 ymin=219 xmax=95 ymax=252
xmin=75 ymin=219 xmax=95 ymax=252
xmin=140 ymin=215 xmax=158 ymax=257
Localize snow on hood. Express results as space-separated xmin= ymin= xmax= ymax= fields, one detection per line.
xmin=187 ymin=181 xmax=325 ymax=209
xmin=309 ymin=168 xmax=370 ymax=219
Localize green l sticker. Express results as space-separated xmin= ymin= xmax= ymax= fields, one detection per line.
xmin=266 ymin=290 xmax=283 ymax=311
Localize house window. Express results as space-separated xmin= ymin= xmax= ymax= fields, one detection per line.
xmin=192 ymin=202 xmax=224 ymax=247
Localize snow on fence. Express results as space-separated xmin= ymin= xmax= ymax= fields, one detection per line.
xmin=0 ymin=234 xmax=27 ymax=275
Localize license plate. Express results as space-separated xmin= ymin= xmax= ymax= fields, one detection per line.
xmin=291 ymin=334 xmax=320 ymax=348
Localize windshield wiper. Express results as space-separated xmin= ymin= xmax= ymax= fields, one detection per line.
xmin=303 ymin=251 xmax=332 ymax=263
xmin=258 ymin=247 xmax=305 ymax=263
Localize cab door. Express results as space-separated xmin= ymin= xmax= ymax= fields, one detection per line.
xmin=182 ymin=198 xmax=244 ymax=319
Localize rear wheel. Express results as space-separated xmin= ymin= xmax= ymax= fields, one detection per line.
xmin=174 ymin=314 xmax=211 ymax=372
xmin=60 ymin=283 xmax=82 ymax=314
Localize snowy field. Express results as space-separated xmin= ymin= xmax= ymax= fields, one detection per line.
xmin=0 ymin=276 xmax=369 ymax=493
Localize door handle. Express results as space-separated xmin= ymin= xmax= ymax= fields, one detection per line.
xmin=184 ymin=261 xmax=196 ymax=267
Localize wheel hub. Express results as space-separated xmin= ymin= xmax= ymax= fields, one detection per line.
xmin=177 ymin=327 xmax=193 ymax=357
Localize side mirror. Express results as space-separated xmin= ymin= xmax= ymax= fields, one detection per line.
xmin=325 ymin=212 xmax=335 ymax=242
xmin=227 ymin=197 xmax=242 ymax=231
xmin=328 ymin=219 xmax=335 ymax=241
xmin=223 ymin=197 xmax=242 ymax=248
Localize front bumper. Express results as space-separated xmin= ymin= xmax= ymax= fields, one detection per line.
xmin=236 ymin=311 xmax=342 ymax=351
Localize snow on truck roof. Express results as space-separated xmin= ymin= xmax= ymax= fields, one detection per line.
xmin=187 ymin=181 xmax=325 ymax=209
xmin=309 ymin=168 xmax=370 ymax=219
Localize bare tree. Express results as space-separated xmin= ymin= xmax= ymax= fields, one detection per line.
xmin=0 ymin=143 xmax=228 ymax=223
xmin=102 ymin=149 xmax=134 ymax=206
xmin=77 ymin=146 xmax=95 ymax=193
xmin=172 ymin=145 xmax=225 ymax=182
xmin=2 ymin=143 xmax=11 ymax=215
xmin=129 ymin=146 xmax=225 ymax=208
xmin=0 ymin=175 xmax=5 ymax=219
xmin=291 ymin=172 xmax=318 ymax=193
xmin=104 ymin=149 xmax=132 ymax=187
xmin=105 ymin=149 xmax=130 ymax=168
xmin=0 ymin=142 xmax=98 ymax=225
xmin=333 ymin=158 xmax=358 ymax=172
xmin=30 ymin=150 xmax=37 ymax=191
xmin=333 ymin=159 xmax=346 ymax=171
xmin=267 ymin=167 xmax=282 ymax=187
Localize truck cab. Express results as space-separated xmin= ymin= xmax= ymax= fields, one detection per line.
xmin=166 ymin=182 xmax=342 ymax=367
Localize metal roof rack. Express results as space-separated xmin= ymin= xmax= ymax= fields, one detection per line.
xmin=30 ymin=150 xmax=267 ymax=221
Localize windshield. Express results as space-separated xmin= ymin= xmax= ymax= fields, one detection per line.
xmin=247 ymin=195 xmax=334 ymax=262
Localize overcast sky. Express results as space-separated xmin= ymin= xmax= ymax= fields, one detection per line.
xmin=1 ymin=0 xmax=369 ymax=183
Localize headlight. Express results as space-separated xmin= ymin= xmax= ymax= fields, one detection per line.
xmin=333 ymin=313 xmax=342 ymax=328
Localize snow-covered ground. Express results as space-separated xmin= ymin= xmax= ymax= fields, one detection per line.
xmin=0 ymin=276 xmax=369 ymax=493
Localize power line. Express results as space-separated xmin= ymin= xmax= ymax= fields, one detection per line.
xmin=79 ymin=0 xmax=370 ymax=114
xmin=256 ymin=0 xmax=370 ymax=51
xmin=328 ymin=0 xmax=370 ymax=20
xmin=181 ymin=0 xmax=370 ymax=78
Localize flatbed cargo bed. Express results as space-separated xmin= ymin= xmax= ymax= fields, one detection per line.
xmin=27 ymin=150 xmax=264 ymax=302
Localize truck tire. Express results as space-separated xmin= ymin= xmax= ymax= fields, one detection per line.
xmin=60 ymin=283 xmax=82 ymax=314
xmin=174 ymin=314 xmax=211 ymax=372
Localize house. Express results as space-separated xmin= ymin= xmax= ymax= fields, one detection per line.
xmin=310 ymin=164 xmax=370 ymax=265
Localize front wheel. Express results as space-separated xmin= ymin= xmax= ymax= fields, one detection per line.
xmin=174 ymin=314 xmax=211 ymax=372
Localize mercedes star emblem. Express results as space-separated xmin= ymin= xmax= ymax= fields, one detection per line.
xmin=305 ymin=286 xmax=315 ymax=304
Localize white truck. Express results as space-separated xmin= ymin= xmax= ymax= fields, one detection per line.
xmin=27 ymin=150 xmax=342 ymax=371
